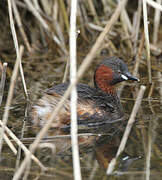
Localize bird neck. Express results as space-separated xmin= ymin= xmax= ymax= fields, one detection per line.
xmin=94 ymin=65 xmax=116 ymax=95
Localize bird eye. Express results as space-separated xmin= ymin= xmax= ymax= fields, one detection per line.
xmin=117 ymin=70 xmax=121 ymax=74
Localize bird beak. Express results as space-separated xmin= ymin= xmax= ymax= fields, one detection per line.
xmin=123 ymin=72 xmax=140 ymax=82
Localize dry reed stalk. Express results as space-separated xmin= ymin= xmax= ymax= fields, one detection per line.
xmin=87 ymin=0 xmax=100 ymax=25
xmin=12 ymin=0 xmax=32 ymax=52
xmin=53 ymin=20 xmax=66 ymax=49
xmin=62 ymin=58 xmax=69 ymax=83
xmin=148 ymin=82 xmax=156 ymax=114
xmin=8 ymin=0 xmax=29 ymax=100
xmin=107 ymin=40 xmax=118 ymax=53
xmin=145 ymin=2 xmax=161 ymax=177
xmin=0 ymin=62 xmax=17 ymax=156
xmin=0 ymin=62 xmax=3 ymax=71
xmin=122 ymin=9 xmax=132 ymax=33
xmin=143 ymin=0 xmax=152 ymax=84
xmin=133 ymin=31 xmax=145 ymax=77
xmin=22 ymin=160 xmax=31 ymax=180
xmin=106 ymin=171 xmax=162 ymax=176
xmin=77 ymin=3 xmax=89 ymax=41
xmin=0 ymin=120 xmax=46 ymax=170
xmin=157 ymin=71 xmax=162 ymax=104
xmin=40 ymin=0 xmax=52 ymax=15
xmin=146 ymin=0 xmax=162 ymax=11
xmin=23 ymin=0 xmax=67 ymax=54
xmin=58 ymin=0 xmax=70 ymax=32
xmin=0 ymin=63 xmax=7 ymax=106
xmin=52 ymin=0 xmax=58 ymax=19
xmin=107 ymin=85 xmax=146 ymax=175
xmin=42 ymin=4 xmax=67 ymax=49
xmin=8 ymin=0 xmax=21 ymax=58
xmin=88 ymin=23 xmax=104 ymax=31
xmin=48 ymin=167 xmax=73 ymax=178
xmin=132 ymin=0 xmax=142 ymax=56
xmin=150 ymin=44 xmax=162 ymax=54
xmin=19 ymin=58 xmax=29 ymax=100
xmin=0 ymin=0 xmax=26 ymax=154
xmin=23 ymin=0 xmax=49 ymax=30
xmin=101 ymin=0 xmax=110 ymax=14
xmin=32 ymin=0 xmax=41 ymax=11
xmin=153 ymin=0 xmax=162 ymax=106
xmin=15 ymin=117 xmax=27 ymax=170
xmin=0 ymin=166 xmax=72 ymax=179
xmin=52 ymin=5 xmax=69 ymax=83
xmin=22 ymin=133 xmax=94 ymax=143
xmin=120 ymin=8 xmax=133 ymax=54
xmin=3 ymin=133 xmax=17 ymax=155
xmin=148 ymin=83 xmax=155 ymax=99
xmin=0 ymin=45 xmax=24 ymax=155
xmin=52 ymin=33 xmax=69 ymax=55
xmin=15 ymin=0 xmax=26 ymax=8
xmin=76 ymin=0 xmax=127 ymax=80
xmin=69 ymin=0 xmax=81 ymax=179
xmin=153 ymin=0 xmax=161 ymax=44
xmin=89 ymin=160 xmax=99 ymax=180
xmin=145 ymin=118 xmax=153 ymax=180
xmin=13 ymin=1 xmax=128 ymax=179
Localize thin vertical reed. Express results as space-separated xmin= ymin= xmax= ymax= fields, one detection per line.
xmin=143 ymin=0 xmax=152 ymax=83
xmin=133 ymin=32 xmax=145 ymax=77
xmin=146 ymin=2 xmax=161 ymax=179
xmin=145 ymin=120 xmax=152 ymax=180
xmin=62 ymin=58 xmax=69 ymax=83
xmin=152 ymin=0 xmax=162 ymax=106
xmin=0 ymin=63 xmax=7 ymax=106
xmin=59 ymin=0 xmax=70 ymax=32
xmin=89 ymin=160 xmax=99 ymax=180
xmin=153 ymin=0 xmax=161 ymax=44
xmin=19 ymin=59 xmax=29 ymax=100
xmin=8 ymin=0 xmax=29 ymax=100
xmin=88 ymin=0 xmax=100 ymax=25
xmin=120 ymin=9 xmax=133 ymax=54
xmin=70 ymin=0 xmax=82 ymax=179
xmin=12 ymin=0 xmax=32 ymax=52
xmin=132 ymin=0 xmax=142 ymax=56
xmin=122 ymin=9 xmax=132 ymax=33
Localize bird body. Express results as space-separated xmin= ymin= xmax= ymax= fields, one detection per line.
xmin=31 ymin=57 xmax=138 ymax=152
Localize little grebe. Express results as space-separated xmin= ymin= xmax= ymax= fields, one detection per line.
xmin=31 ymin=57 xmax=138 ymax=137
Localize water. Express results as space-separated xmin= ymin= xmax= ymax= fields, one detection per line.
xmin=0 ymin=56 xmax=162 ymax=180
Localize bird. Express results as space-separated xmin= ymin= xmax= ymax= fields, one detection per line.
xmin=31 ymin=56 xmax=139 ymax=153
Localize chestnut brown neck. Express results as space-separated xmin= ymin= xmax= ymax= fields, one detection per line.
xmin=95 ymin=65 xmax=116 ymax=95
